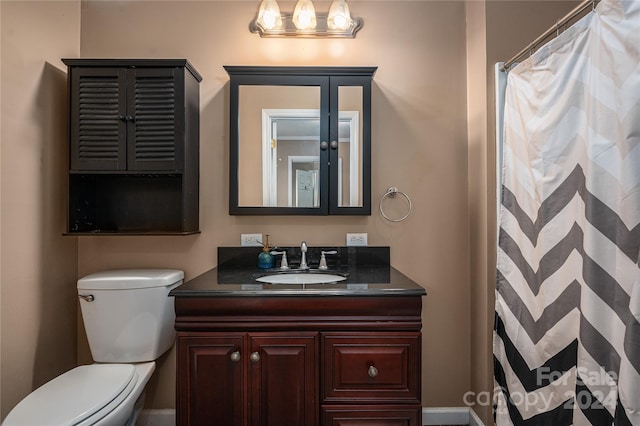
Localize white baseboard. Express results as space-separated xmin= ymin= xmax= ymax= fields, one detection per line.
xmin=469 ymin=407 xmax=486 ymax=426
xmin=137 ymin=409 xmax=175 ymax=426
xmin=138 ymin=407 xmax=487 ymax=426
xmin=422 ymin=407 xmax=486 ymax=426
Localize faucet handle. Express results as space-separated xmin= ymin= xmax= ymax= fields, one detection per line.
xmin=318 ymin=250 xmax=338 ymax=270
xmin=270 ymin=251 xmax=289 ymax=270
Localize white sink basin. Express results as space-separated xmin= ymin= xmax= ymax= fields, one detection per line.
xmin=255 ymin=273 xmax=347 ymax=285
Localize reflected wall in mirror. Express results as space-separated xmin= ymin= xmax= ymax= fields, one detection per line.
xmin=226 ymin=66 xmax=376 ymax=215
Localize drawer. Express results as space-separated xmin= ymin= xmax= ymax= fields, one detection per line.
xmin=321 ymin=406 xmax=421 ymax=426
xmin=322 ymin=332 xmax=421 ymax=403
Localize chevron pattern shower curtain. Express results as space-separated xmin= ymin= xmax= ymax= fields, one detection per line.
xmin=494 ymin=0 xmax=640 ymax=425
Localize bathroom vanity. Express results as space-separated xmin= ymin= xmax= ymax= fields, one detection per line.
xmin=171 ymin=247 xmax=426 ymax=426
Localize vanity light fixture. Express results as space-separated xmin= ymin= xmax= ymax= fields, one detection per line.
xmin=250 ymin=0 xmax=363 ymax=38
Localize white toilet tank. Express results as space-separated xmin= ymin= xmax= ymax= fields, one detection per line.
xmin=77 ymin=269 xmax=184 ymax=363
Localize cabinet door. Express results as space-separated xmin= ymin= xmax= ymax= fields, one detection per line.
xmin=328 ymin=76 xmax=372 ymax=215
xmin=229 ymin=72 xmax=330 ymax=215
xmin=176 ymin=334 xmax=244 ymax=426
xmin=127 ymin=67 xmax=184 ymax=171
xmin=70 ymin=67 xmax=127 ymax=171
xmin=248 ymin=332 xmax=319 ymax=426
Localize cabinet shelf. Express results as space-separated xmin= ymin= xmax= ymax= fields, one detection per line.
xmin=64 ymin=231 xmax=200 ymax=236
xmin=69 ymin=170 xmax=184 ymax=175
xmin=68 ymin=174 xmax=198 ymax=234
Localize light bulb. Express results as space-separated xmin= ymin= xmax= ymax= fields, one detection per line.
xmin=293 ymin=0 xmax=317 ymax=31
xmin=327 ymin=0 xmax=352 ymax=31
xmin=256 ymin=0 xmax=282 ymax=30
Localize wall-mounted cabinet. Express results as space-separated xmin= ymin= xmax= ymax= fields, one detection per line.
xmin=62 ymin=59 xmax=201 ymax=234
xmin=226 ymin=66 xmax=376 ymax=215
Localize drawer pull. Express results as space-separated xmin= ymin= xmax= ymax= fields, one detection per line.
xmin=230 ymin=351 xmax=241 ymax=362
xmin=250 ymin=351 xmax=261 ymax=363
xmin=368 ymin=365 xmax=378 ymax=378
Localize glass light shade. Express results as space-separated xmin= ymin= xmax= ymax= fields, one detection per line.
xmin=256 ymin=0 xmax=283 ymax=30
xmin=293 ymin=0 xmax=317 ymax=30
xmin=327 ymin=0 xmax=353 ymax=31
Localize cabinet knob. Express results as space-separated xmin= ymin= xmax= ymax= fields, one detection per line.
xmin=126 ymin=115 xmax=135 ymax=122
xmin=250 ymin=351 xmax=261 ymax=363
xmin=368 ymin=365 xmax=378 ymax=378
xmin=330 ymin=140 xmax=338 ymax=149
xmin=230 ymin=351 xmax=241 ymax=362
xmin=320 ymin=141 xmax=328 ymax=150
xmin=118 ymin=115 xmax=126 ymax=121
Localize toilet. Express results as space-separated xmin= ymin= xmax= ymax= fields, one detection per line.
xmin=3 ymin=269 xmax=183 ymax=426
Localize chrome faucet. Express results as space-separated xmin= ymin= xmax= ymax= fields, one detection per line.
xmin=270 ymin=250 xmax=289 ymax=270
xmin=318 ymin=250 xmax=337 ymax=270
xmin=299 ymin=241 xmax=309 ymax=269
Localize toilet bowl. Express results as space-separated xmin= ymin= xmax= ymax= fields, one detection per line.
xmin=3 ymin=363 xmax=154 ymax=426
xmin=3 ymin=269 xmax=183 ymax=426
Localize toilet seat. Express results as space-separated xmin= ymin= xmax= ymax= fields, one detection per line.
xmin=3 ymin=364 xmax=136 ymax=426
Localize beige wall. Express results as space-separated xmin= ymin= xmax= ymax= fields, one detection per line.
xmin=0 ymin=0 xmax=80 ymax=418
xmin=465 ymin=3 xmax=492 ymax=420
xmin=0 ymin=0 xmax=585 ymax=422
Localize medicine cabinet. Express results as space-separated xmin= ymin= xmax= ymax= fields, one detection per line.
xmin=226 ymin=66 xmax=376 ymax=215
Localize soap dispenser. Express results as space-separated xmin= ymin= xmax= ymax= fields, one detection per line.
xmin=257 ymin=234 xmax=275 ymax=269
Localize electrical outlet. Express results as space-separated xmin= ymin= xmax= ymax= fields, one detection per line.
xmin=241 ymin=233 xmax=263 ymax=247
xmin=346 ymin=233 xmax=368 ymax=246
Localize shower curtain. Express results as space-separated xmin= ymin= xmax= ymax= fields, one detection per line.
xmin=494 ymin=0 xmax=640 ymax=425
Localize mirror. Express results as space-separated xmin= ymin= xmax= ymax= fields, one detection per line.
xmin=238 ymin=85 xmax=322 ymax=208
xmin=227 ymin=66 xmax=375 ymax=215
xmin=337 ymin=86 xmax=363 ymax=208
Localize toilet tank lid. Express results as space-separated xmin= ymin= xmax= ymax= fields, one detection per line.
xmin=78 ymin=269 xmax=184 ymax=290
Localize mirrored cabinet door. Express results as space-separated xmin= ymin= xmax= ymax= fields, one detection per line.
xmin=236 ymin=82 xmax=328 ymax=212
xmin=329 ymin=78 xmax=370 ymax=214
xmin=226 ymin=66 xmax=376 ymax=215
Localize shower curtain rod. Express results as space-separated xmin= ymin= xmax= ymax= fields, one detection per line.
xmin=501 ymin=0 xmax=599 ymax=71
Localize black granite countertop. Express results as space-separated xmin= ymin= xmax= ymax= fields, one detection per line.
xmin=170 ymin=246 xmax=426 ymax=297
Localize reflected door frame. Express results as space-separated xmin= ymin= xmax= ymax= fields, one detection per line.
xmin=261 ymin=108 xmax=358 ymax=208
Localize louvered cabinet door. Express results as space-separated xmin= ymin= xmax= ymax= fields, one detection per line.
xmin=128 ymin=68 xmax=184 ymax=171
xmin=70 ymin=67 xmax=127 ymax=171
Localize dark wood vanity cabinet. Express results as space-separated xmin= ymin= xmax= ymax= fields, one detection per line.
xmin=175 ymin=296 xmax=422 ymax=426
xmin=62 ymin=59 xmax=201 ymax=234
xmin=177 ymin=332 xmax=318 ymax=426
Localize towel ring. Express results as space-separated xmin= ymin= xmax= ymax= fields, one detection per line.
xmin=379 ymin=187 xmax=412 ymax=222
